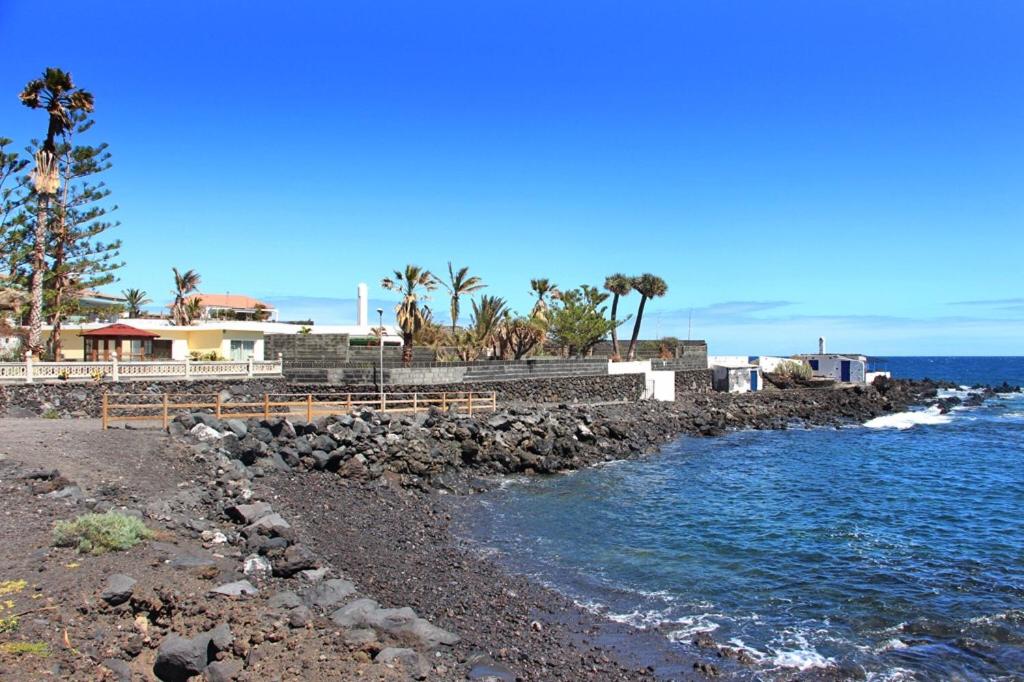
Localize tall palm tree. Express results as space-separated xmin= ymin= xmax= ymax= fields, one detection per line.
xmin=122 ymin=288 xmax=151 ymax=318
xmin=529 ymin=278 xmax=560 ymax=322
xmin=170 ymin=267 xmax=201 ymax=325
xmin=441 ymin=262 xmax=485 ymax=333
xmin=381 ymin=265 xmax=437 ymax=365
xmin=625 ymin=274 xmax=668 ymax=361
xmin=19 ymin=68 xmax=94 ymax=356
xmin=603 ymin=274 xmax=633 ymax=359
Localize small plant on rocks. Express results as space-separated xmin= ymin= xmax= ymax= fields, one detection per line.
xmin=52 ymin=511 xmax=153 ymax=555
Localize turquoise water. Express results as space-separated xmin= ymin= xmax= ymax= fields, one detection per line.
xmin=462 ymin=359 xmax=1024 ymax=680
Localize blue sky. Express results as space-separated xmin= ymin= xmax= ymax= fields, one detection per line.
xmin=1 ymin=1 xmax=1021 ymax=355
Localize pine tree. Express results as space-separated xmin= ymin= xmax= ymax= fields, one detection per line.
xmin=7 ymin=115 xmax=123 ymax=358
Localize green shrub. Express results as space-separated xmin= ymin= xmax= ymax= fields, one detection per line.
xmin=52 ymin=512 xmax=153 ymax=555
xmin=775 ymin=360 xmax=812 ymax=380
xmin=0 ymin=641 xmax=50 ymax=656
xmin=41 ymin=409 xmax=60 ymax=419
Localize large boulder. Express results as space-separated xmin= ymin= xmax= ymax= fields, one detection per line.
xmin=100 ymin=574 xmax=136 ymax=606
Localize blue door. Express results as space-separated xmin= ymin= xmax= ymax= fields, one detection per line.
xmin=841 ymin=360 xmax=851 ymax=382
xmin=750 ymin=370 xmax=759 ymax=391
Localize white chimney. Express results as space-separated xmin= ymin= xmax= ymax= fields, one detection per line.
xmin=818 ymin=336 xmax=826 ymax=354
xmin=357 ymin=283 xmax=368 ymax=327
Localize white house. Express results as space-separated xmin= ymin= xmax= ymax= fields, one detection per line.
xmin=796 ymin=354 xmax=868 ymax=383
xmin=39 ymin=282 xmax=400 ymax=361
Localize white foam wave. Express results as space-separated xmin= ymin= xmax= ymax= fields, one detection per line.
xmin=866 ymin=668 xmax=917 ymax=682
xmin=770 ymin=648 xmax=834 ymax=670
xmin=864 ymin=406 xmax=952 ymax=430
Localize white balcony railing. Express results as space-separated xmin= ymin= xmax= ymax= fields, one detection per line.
xmin=0 ymin=355 xmax=284 ymax=383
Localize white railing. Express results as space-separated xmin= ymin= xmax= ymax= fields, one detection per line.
xmin=0 ymin=354 xmax=283 ymax=383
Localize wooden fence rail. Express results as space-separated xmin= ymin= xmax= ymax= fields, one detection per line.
xmin=101 ymin=391 xmax=498 ymax=430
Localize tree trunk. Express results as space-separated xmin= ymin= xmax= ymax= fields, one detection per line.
xmin=609 ymin=294 xmax=621 ymax=358
xmin=27 ymin=194 xmax=49 ymax=357
xmin=450 ymin=297 xmax=458 ymax=334
xmin=402 ymin=332 xmax=413 ymax=366
xmin=626 ymin=295 xmax=648 ymax=361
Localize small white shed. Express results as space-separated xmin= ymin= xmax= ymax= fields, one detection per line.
xmin=711 ymin=362 xmax=762 ymax=393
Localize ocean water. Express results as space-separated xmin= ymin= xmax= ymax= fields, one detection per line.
xmin=460 ymin=358 xmax=1024 ymax=680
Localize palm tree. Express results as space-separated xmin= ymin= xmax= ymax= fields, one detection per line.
xmin=441 ymin=262 xmax=486 ymax=333
xmin=529 ymin=278 xmax=560 ymax=322
xmin=381 ymin=265 xmax=437 ymax=365
xmin=122 ymin=288 xmax=150 ymax=318
xmin=19 ymin=68 xmax=94 ymax=356
xmin=470 ymin=295 xmax=509 ymax=356
xmin=170 ymin=267 xmax=201 ymax=325
xmin=603 ymin=274 xmax=633 ymax=359
xmin=625 ymin=274 xmax=668 ymax=361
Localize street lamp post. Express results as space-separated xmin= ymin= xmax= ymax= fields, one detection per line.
xmin=377 ymin=308 xmax=385 ymax=408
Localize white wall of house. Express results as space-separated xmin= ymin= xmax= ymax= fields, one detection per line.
xmin=608 ymin=359 xmax=675 ymax=401
xmin=758 ymin=356 xmax=802 ymax=373
xmin=708 ymin=355 xmax=749 ymax=368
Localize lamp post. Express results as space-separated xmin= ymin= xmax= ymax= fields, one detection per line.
xmin=377 ymin=308 xmax=385 ymax=408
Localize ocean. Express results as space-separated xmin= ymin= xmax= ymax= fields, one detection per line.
xmin=459 ymin=357 xmax=1024 ymax=680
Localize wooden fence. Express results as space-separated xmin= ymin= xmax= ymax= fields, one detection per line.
xmin=101 ymin=390 xmax=498 ymax=430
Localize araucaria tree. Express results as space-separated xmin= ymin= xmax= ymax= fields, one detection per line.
xmin=441 ymin=262 xmax=485 ymax=333
xmin=19 ymin=67 xmax=94 ymax=356
xmin=43 ymin=116 xmax=123 ymax=358
xmin=381 ymin=265 xmax=437 ymax=365
xmin=546 ymin=285 xmax=618 ymax=358
xmin=626 ymin=273 xmax=668 ymax=360
xmin=170 ymin=268 xmax=202 ymax=325
xmin=603 ymin=273 xmax=633 ymax=360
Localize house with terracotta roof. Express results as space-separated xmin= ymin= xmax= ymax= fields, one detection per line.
xmin=182 ymin=293 xmax=279 ymax=322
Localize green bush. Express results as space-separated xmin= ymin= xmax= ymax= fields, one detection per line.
xmin=52 ymin=512 xmax=153 ymax=555
xmin=775 ymin=360 xmax=812 ymax=380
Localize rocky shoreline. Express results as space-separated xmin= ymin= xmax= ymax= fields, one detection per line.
xmin=3 ymin=379 xmax=1017 ymax=680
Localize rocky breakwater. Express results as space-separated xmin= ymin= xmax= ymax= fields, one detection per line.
xmin=165 ymin=380 xmax=950 ymax=488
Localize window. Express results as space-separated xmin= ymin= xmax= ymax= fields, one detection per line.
xmin=230 ymin=339 xmax=255 ymax=361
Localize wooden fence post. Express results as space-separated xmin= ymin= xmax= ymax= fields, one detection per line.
xmin=346 ymin=393 xmax=352 ymax=410
xmin=162 ymin=393 xmax=169 ymax=430
xmin=441 ymin=392 xmax=447 ymax=411
xmin=492 ymin=392 xmax=497 ymax=411
xmin=413 ymin=393 xmax=418 ymax=413
xmin=263 ymin=393 xmax=270 ymax=421
xmin=101 ymin=392 xmax=108 ymax=430
xmin=215 ymin=393 xmax=222 ymax=419
xmin=306 ymin=394 xmax=313 ymax=422
xmin=468 ymin=390 xmax=473 ymax=416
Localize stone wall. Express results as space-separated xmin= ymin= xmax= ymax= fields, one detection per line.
xmin=264 ymin=334 xmax=350 ymax=365
xmin=0 ymin=372 xmax=643 ymax=418
xmin=673 ymin=369 xmax=713 ymax=395
xmin=300 ymin=373 xmax=645 ymax=404
xmin=0 ymin=378 xmax=290 ymax=418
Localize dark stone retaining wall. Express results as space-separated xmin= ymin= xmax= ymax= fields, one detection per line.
xmin=0 ymin=374 xmax=643 ymax=418
xmin=0 ymin=379 xmax=290 ymax=418
xmin=673 ymin=369 xmax=713 ymax=394
xmin=298 ymin=373 xmax=645 ymax=405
